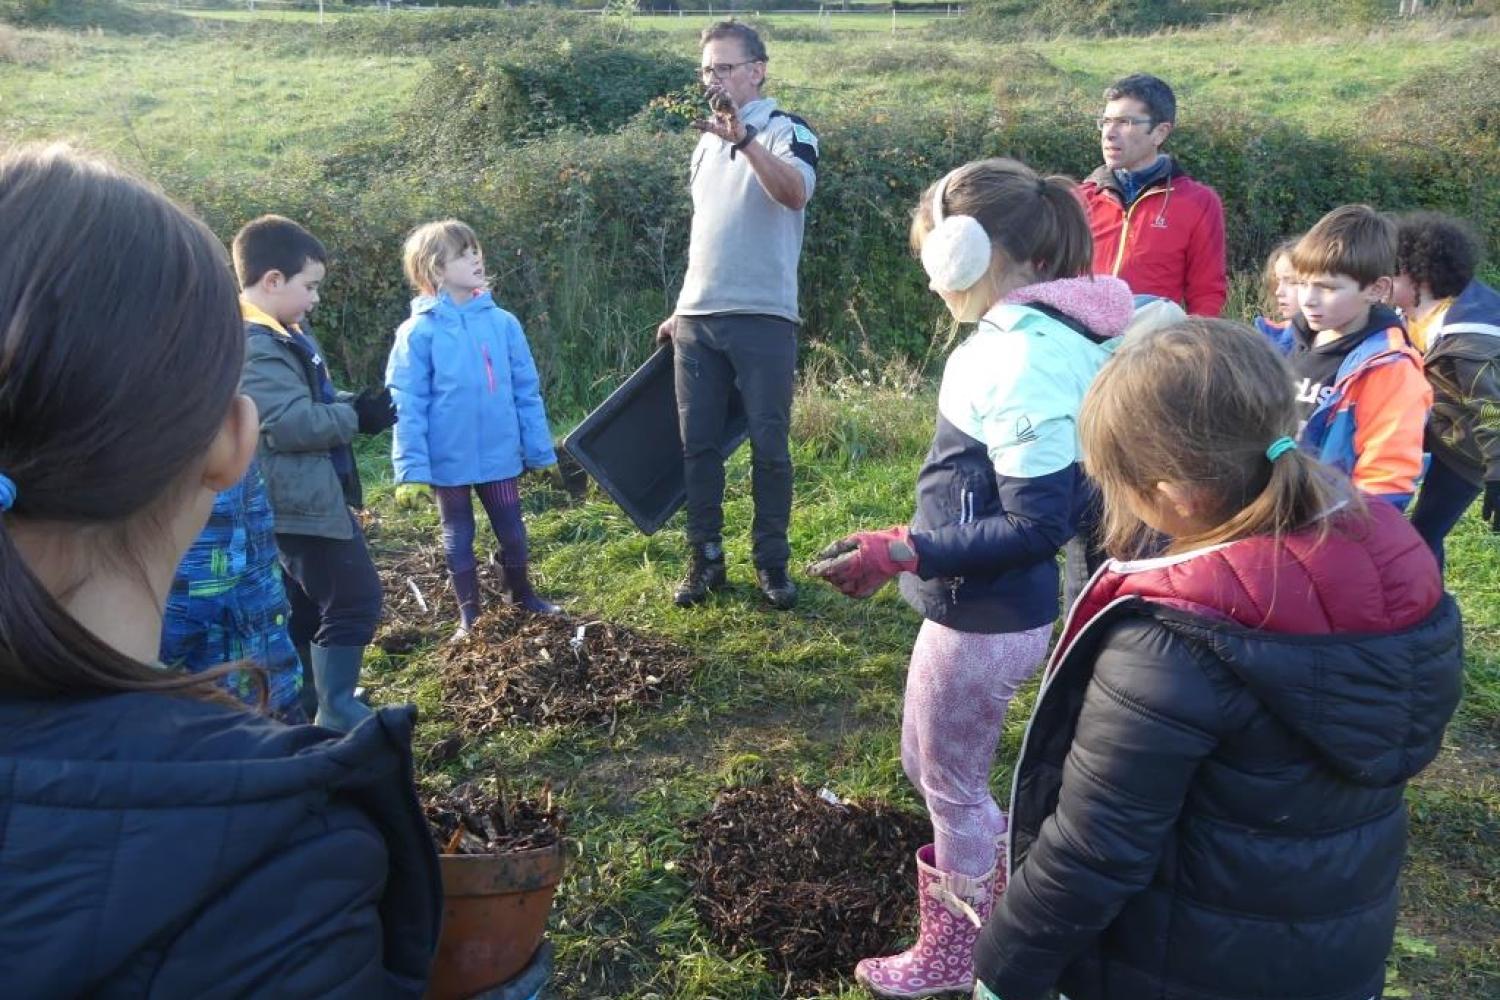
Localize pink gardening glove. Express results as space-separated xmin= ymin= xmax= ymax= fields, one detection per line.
xmin=807 ymin=526 xmax=919 ymax=599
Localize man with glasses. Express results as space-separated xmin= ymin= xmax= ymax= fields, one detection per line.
xmin=1080 ymin=74 xmax=1227 ymax=317
xmin=656 ymin=21 xmax=818 ymax=610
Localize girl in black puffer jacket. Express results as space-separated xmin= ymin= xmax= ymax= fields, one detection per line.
xmin=975 ymin=320 xmax=1463 ymax=1000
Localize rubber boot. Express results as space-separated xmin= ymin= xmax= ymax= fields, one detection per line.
xmin=503 ymin=564 xmax=560 ymax=615
xmin=674 ymin=541 xmax=727 ymax=607
xmin=295 ymin=641 xmax=316 ymax=722
xmin=992 ymin=825 xmax=1010 ymax=909
xmin=451 ymin=567 xmax=481 ymax=641
xmin=309 ymin=643 xmax=375 ymax=732
xmin=854 ymin=844 xmax=997 ymax=998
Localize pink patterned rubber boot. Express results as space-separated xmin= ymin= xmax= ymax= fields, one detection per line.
xmin=854 ymin=844 xmax=997 ymax=998
xmin=992 ymin=825 xmax=1010 ymax=909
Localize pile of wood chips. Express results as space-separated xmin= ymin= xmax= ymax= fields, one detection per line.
xmin=684 ymin=780 xmax=931 ymax=993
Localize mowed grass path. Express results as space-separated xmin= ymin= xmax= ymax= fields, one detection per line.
xmin=356 ymin=382 xmax=1499 ymax=999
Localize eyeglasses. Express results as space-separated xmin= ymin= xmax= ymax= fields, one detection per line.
xmin=700 ymin=60 xmax=758 ymax=79
xmin=1096 ymin=115 xmax=1155 ymax=131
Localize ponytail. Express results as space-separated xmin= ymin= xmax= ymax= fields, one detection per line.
xmin=1170 ymin=447 xmax=1356 ymax=555
xmin=0 ymin=518 xmax=246 ymax=700
xmin=1031 ymin=174 xmax=1094 ymax=281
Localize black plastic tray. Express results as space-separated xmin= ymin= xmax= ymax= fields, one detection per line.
xmin=562 ymin=346 xmax=747 ymax=535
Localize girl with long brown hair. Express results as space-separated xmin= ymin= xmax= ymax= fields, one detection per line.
xmin=0 ymin=144 xmax=441 ymax=995
xmin=975 ymin=320 xmax=1462 ymax=1000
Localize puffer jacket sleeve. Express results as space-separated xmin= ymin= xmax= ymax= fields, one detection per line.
xmin=975 ymin=619 xmax=1224 ymax=1000
xmin=243 ymin=335 xmax=358 ymax=454
xmin=386 ymin=318 xmax=434 ymax=484
xmin=503 ymin=313 xmax=556 ymax=470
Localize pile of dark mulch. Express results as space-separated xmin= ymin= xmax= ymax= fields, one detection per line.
xmin=442 ymin=602 xmax=696 ymax=733
xmin=370 ymin=539 xmax=450 ymax=653
xmin=684 ymin=780 xmax=931 ymax=993
xmin=424 ymin=779 xmax=567 ymax=856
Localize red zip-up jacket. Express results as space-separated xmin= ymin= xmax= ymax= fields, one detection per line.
xmin=1079 ymin=160 xmax=1227 ymax=317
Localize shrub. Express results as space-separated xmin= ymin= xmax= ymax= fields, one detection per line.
xmin=397 ymin=37 xmax=696 ymax=162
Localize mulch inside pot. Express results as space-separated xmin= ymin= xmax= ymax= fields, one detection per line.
xmin=684 ymin=779 xmax=931 ymax=993
xmin=424 ymin=779 xmax=567 ymax=856
xmin=442 ymin=602 xmax=697 ymax=733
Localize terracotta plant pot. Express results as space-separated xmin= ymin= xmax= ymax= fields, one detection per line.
xmin=425 ymin=842 xmax=566 ymax=1000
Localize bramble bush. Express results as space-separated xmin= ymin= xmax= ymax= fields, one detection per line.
xmin=397 ymin=38 xmax=696 ymax=159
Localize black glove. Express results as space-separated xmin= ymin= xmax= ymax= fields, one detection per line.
xmin=1483 ymin=480 xmax=1500 ymax=533
xmin=353 ymin=386 xmax=397 ymax=435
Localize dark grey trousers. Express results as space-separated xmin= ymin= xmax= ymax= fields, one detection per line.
xmin=674 ymin=313 xmax=797 ymax=569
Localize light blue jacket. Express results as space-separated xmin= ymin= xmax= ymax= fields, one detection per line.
xmin=386 ymin=291 xmax=556 ymax=486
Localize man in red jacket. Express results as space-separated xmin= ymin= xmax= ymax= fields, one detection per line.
xmin=1080 ymin=74 xmax=1227 ymax=316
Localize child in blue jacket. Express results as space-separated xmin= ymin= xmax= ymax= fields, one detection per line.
xmin=160 ymin=459 xmax=305 ymax=721
xmin=387 ymin=220 xmax=559 ymax=638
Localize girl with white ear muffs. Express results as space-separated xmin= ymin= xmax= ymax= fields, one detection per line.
xmin=808 ymin=158 xmax=1134 ymax=998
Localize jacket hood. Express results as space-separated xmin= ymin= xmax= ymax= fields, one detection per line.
xmin=410 ymin=289 xmax=497 ymax=319
xmin=1437 ymin=278 xmax=1500 ymax=341
xmin=1075 ymin=502 xmax=1460 ymax=788
xmin=1001 ymin=275 xmax=1135 ymax=339
xmin=1195 ymin=593 xmax=1460 ymax=788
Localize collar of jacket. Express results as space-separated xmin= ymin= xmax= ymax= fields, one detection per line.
xmin=734 ymin=97 xmax=778 ymax=130
xmin=410 ymin=289 xmax=497 ymax=319
xmin=1087 ymin=155 xmax=1184 ymax=199
xmin=1291 ymin=304 xmax=1406 ymax=356
xmin=240 ymin=297 xmax=297 ymax=338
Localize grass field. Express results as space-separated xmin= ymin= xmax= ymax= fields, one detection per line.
xmin=349 ymin=378 xmax=1500 ymax=999
xmin=2 ymin=14 xmax=1494 ymax=179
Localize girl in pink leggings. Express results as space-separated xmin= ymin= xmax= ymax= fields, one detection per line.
xmin=810 ymin=158 xmax=1133 ymax=998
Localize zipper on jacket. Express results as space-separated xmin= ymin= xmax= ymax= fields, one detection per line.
xmin=482 ymin=343 xmax=496 ymax=393
xmin=946 ymin=488 xmax=977 ymax=604
xmin=1110 ymin=185 xmax=1169 ymax=277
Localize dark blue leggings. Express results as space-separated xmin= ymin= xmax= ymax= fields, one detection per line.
xmin=435 ymin=479 xmax=529 ymax=574
xmin=1409 ymin=455 xmax=1482 ymax=574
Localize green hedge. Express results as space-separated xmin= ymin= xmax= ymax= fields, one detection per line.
xmin=165 ymin=55 xmax=1497 ymax=417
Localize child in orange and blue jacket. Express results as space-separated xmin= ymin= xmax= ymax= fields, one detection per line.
xmin=1287 ymin=205 xmax=1430 ymax=509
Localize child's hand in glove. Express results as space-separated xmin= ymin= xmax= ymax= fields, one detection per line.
xmin=353 ymin=386 xmax=397 ymax=435
xmin=394 ymin=483 xmax=430 ymax=511
xmin=806 ymin=525 xmax=918 ymax=599
xmin=529 ymin=463 xmax=567 ymax=492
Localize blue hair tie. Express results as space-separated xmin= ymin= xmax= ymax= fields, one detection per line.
xmin=0 ymin=473 xmax=15 ymax=512
xmin=1266 ymin=437 xmax=1297 ymax=462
